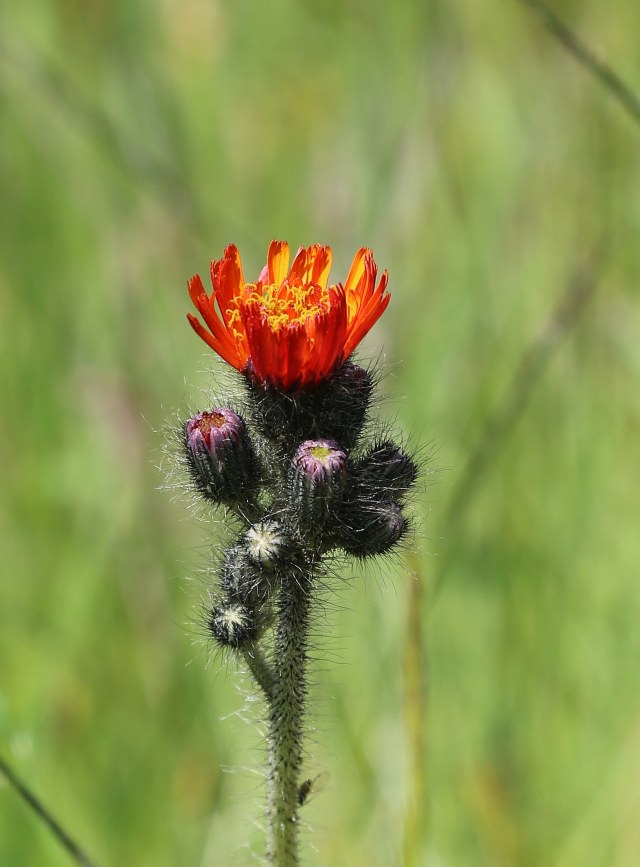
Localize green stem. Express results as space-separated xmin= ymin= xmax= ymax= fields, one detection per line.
xmin=242 ymin=643 xmax=275 ymax=701
xmin=265 ymin=570 xmax=312 ymax=866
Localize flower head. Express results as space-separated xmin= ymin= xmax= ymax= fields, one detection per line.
xmin=187 ymin=241 xmax=390 ymax=391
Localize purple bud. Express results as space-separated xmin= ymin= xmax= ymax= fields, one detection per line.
xmin=184 ymin=408 xmax=257 ymax=504
xmin=289 ymin=439 xmax=347 ymax=532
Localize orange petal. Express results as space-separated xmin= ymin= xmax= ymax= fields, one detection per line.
xmin=352 ymin=265 xmax=385 ymax=326
xmin=343 ymin=248 xmax=375 ymax=322
xmin=187 ymin=274 xmax=207 ymax=307
xmin=344 ymin=248 xmax=370 ymax=297
xmin=188 ymin=266 xmax=248 ymax=369
xmin=312 ymin=286 xmax=346 ymax=376
xmin=289 ymin=244 xmax=331 ymax=287
xmin=241 ymin=301 xmax=278 ymax=385
xmin=191 ymin=289 xmax=233 ymax=348
xmin=186 ymin=313 xmax=244 ymax=370
xmin=295 ymin=244 xmax=332 ymax=288
xmin=214 ymin=245 xmax=245 ymax=317
xmin=283 ymin=321 xmax=312 ymax=389
xmin=342 ymin=271 xmax=390 ymax=357
xmin=310 ymin=245 xmax=333 ymax=290
xmin=288 ymin=246 xmax=308 ymax=283
xmin=267 ymin=240 xmax=291 ymax=285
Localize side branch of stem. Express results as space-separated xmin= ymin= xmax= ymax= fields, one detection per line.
xmin=242 ymin=644 xmax=275 ymax=701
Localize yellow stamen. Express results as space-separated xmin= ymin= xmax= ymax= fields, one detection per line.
xmin=236 ymin=281 xmax=331 ymax=329
xmin=309 ymin=445 xmax=333 ymax=461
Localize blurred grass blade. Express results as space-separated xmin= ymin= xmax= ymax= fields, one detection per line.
xmin=519 ymin=0 xmax=640 ymax=128
xmin=0 ymin=756 xmax=99 ymax=867
xmin=402 ymin=553 xmax=428 ymax=866
xmin=432 ymin=239 xmax=609 ymax=600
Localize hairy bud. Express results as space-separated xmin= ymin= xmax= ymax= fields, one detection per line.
xmin=315 ymin=361 xmax=373 ymax=449
xmin=221 ymin=542 xmax=274 ymax=605
xmin=355 ymin=441 xmax=417 ymax=500
xmin=289 ymin=439 xmax=347 ymax=533
xmin=336 ymin=499 xmax=407 ymax=557
xmin=245 ymin=518 xmax=289 ymax=572
xmin=184 ymin=408 xmax=257 ymax=504
xmin=244 ymin=360 xmax=372 ymax=449
xmin=207 ymin=600 xmax=258 ymax=648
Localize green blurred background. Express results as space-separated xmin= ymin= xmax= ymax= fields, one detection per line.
xmin=2 ymin=1 xmax=640 ymax=864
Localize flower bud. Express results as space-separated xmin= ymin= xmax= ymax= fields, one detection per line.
xmin=289 ymin=439 xmax=347 ymax=533
xmin=207 ymin=600 xmax=258 ymax=648
xmin=184 ymin=408 xmax=257 ymax=504
xmin=355 ymin=441 xmax=417 ymax=500
xmin=316 ymin=361 xmax=373 ymax=449
xmin=244 ymin=361 xmax=372 ymax=449
xmin=337 ymin=500 xmax=407 ymax=557
xmin=245 ymin=518 xmax=289 ymax=572
xmin=244 ymin=378 xmax=298 ymax=444
xmin=221 ymin=542 xmax=273 ymax=605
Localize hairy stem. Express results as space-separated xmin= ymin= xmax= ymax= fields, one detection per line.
xmin=242 ymin=643 xmax=275 ymax=701
xmin=265 ymin=568 xmax=313 ymax=866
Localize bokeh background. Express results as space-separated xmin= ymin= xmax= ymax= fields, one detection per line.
xmin=2 ymin=1 xmax=640 ymax=865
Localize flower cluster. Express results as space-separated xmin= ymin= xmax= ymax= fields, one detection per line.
xmin=183 ymin=240 xmax=417 ymax=651
xmin=179 ymin=240 xmax=420 ymax=865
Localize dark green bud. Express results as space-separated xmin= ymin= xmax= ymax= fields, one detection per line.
xmin=337 ymin=499 xmax=407 ymax=557
xmin=207 ymin=600 xmax=258 ymax=648
xmin=244 ymin=361 xmax=372 ymax=449
xmin=315 ymin=361 xmax=372 ymax=449
xmin=355 ymin=441 xmax=417 ymax=500
xmin=221 ymin=543 xmax=274 ymax=605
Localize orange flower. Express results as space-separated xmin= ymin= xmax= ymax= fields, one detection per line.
xmin=187 ymin=241 xmax=390 ymax=391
